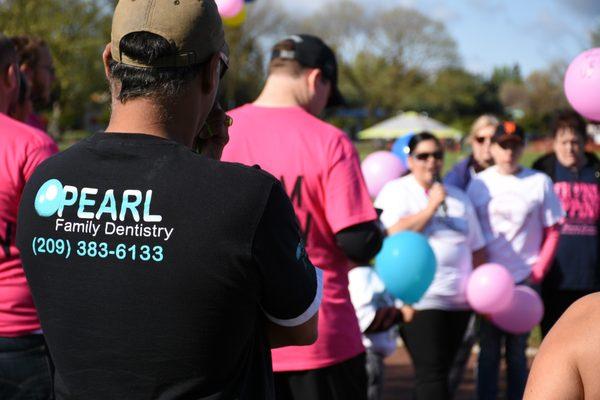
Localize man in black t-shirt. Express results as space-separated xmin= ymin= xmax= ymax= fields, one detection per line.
xmin=16 ymin=1 xmax=321 ymax=399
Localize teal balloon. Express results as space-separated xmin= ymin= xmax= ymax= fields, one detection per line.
xmin=375 ymin=231 xmax=436 ymax=304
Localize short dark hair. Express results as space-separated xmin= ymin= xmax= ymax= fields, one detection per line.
xmin=108 ymin=32 xmax=210 ymax=103
xmin=11 ymin=36 xmax=47 ymax=69
xmin=550 ymin=110 xmax=587 ymax=140
xmin=408 ymin=131 xmax=442 ymax=154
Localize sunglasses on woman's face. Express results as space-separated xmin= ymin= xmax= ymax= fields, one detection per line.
xmin=474 ymin=136 xmax=492 ymax=144
xmin=413 ymin=151 xmax=444 ymax=161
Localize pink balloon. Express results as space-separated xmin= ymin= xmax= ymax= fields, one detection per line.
xmin=466 ymin=263 xmax=515 ymax=314
xmin=491 ymin=286 xmax=544 ymax=335
xmin=361 ymin=151 xmax=406 ymax=198
xmin=564 ymin=48 xmax=600 ymax=122
xmin=215 ymin=0 xmax=244 ymax=18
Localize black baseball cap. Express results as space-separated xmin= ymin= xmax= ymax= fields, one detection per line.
xmin=492 ymin=121 xmax=525 ymax=144
xmin=271 ymin=34 xmax=345 ymax=108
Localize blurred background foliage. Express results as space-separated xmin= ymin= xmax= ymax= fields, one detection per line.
xmin=0 ymin=0 xmax=598 ymax=142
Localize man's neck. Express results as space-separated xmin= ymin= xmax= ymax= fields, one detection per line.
xmin=253 ymin=75 xmax=309 ymax=111
xmin=105 ymin=98 xmax=197 ymax=148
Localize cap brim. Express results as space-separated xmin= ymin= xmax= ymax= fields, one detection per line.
xmin=494 ymin=135 xmax=523 ymax=144
xmin=326 ymin=85 xmax=346 ymax=108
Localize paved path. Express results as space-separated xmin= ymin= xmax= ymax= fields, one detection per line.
xmin=383 ymin=346 xmax=534 ymax=399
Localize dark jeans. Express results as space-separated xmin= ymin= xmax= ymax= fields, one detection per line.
xmin=0 ymin=335 xmax=53 ymax=400
xmin=477 ymin=318 xmax=528 ymax=400
xmin=541 ymin=289 xmax=595 ymax=337
xmin=447 ymin=314 xmax=477 ymax=395
xmin=274 ymin=353 xmax=368 ymax=400
xmin=365 ymin=350 xmax=386 ymax=400
xmin=400 ymin=309 xmax=471 ymax=400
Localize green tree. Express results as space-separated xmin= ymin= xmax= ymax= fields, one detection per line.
xmin=220 ymin=0 xmax=292 ymax=109
xmin=499 ymin=62 xmax=569 ymax=134
xmin=294 ymin=0 xmax=461 ymax=131
xmin=416 ymin=68 xmax=503 ymax=132
xmin=0 ymin=0 xmax=113 ymax=133
xmin=491 ymin=64 xmax=523 ymax=86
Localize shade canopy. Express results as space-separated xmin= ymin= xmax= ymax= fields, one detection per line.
xmin=358 ymin=111 xmax=463 ymax=140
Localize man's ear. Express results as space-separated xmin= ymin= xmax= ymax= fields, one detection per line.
xmin=305 ymin=68 xmax=323 ymax=94
xmin=6 ymin=63 xmax=19 ymax=93
xmin=102 ymin=43 xmax=112 ymax=80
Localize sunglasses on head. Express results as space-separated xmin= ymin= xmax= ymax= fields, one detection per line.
xmin=413 ymin=151 xmax=444 ymax=161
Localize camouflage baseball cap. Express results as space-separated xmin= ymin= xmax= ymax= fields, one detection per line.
xmin=111 ymin=0 xmax=228 ymax=68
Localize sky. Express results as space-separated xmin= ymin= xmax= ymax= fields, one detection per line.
xmin=277 ymin=0 xmax=600 ymax=76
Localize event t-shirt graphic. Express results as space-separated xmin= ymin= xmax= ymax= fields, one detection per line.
xmin=31 ymin=178 xmax=173 ymax=263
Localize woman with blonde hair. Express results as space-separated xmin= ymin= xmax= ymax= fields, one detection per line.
xmin=444 ymin=114 xmax=498 ymax=394
xmin=444 ymin=115 xmax=499 ymax=190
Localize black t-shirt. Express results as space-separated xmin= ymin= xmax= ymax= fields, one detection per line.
xmin=543 ymin=162 xmax=600 ymax=290
xmin=16 ymin=132 xmax=319 ymax=400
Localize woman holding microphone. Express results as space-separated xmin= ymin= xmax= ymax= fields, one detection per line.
xmin=375 ymin=132 xmax=486 ymax=400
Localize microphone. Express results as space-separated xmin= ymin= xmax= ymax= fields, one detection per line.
xmin=434 ymin=173 xmax=448 ymax=216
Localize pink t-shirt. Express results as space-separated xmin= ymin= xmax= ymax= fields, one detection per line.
xmin=0 ymin=113 xmax=58 ymax=337
xmin=222 ymin=105 xmax=377 ymax=371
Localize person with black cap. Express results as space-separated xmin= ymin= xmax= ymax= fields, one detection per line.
xmin=466 ymin=122 xmax=564 ymax=400
xmin=15 ymin=1 xmax=322 ymax=399
xmin=222 ymin=34 xmax=383 ymax=400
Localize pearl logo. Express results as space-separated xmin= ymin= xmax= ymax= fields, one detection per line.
xmin=35 ymin=179 xmax=65 ymax=217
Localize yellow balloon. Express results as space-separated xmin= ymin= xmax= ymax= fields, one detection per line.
xmin=223 ymin=6 xmax=246 ymax=27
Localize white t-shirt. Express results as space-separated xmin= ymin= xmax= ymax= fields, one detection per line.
xmin=374 ymin=174 xmax=486 ymax=311
xmin=466 ymin=166 xmax=564 ymax=283
xmin=348 ymin=267 xmax=398 ymax=357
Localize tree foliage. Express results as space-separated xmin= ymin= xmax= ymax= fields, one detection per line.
xmin=0 ymin=0 xmax=573 ymax=138
xmin=0 ymin=0 xmax=113 ymax=132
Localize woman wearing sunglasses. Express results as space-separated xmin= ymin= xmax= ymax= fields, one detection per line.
xmin=445 ymin=114 xmax=499 ymax=190
xmin=375 ymin=132 xmax=487 ymax=400
xmin=466 ymin=122 xmax=564 ymax=400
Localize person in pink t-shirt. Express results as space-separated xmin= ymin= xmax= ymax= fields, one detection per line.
xmin=11 ymin=36 xmax=56 ymax=132
xmin=222 ymin=34 xmax=383 ymax=400
xmin=0 ymin=34 xmax=58 ymax=398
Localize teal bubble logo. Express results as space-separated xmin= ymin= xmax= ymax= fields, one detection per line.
xmin=34 ymin=179 xmax=65 ymax=217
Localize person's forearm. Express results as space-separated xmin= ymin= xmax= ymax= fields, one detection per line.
xmin=531 ymin=225 xmax=561 ymax=283
xmin=387 ymin=205 xmax=437 ymax=235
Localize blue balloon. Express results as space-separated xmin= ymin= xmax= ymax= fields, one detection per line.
xmin=375 ymin=231 xmax=436 ymax=304
xmin=391 ymin=133 xmax=414 ymax=168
